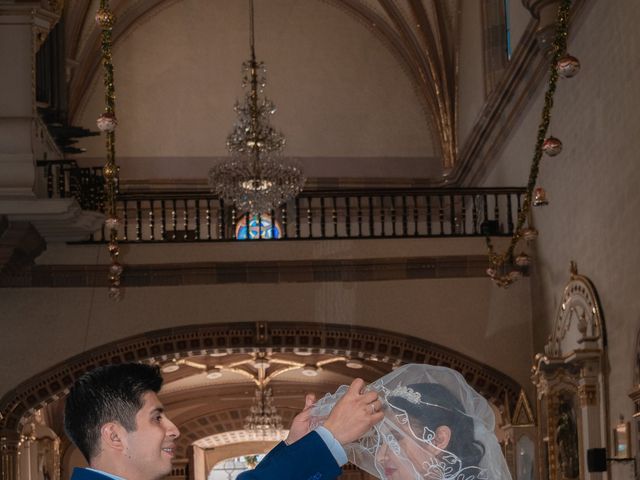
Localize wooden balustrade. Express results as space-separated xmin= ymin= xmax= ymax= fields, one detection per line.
xmin=37 ymin=162 xmax=525 ymax=243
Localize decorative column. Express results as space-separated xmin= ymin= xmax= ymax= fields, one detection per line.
xmin=0 ymin=2 xmax=60 ymax=197
xmin=0 ymin=430 xmax=21 ymax=480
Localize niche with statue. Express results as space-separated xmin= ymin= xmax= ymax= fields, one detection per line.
xmin=531 ymin=263 xmax=607 ymax=480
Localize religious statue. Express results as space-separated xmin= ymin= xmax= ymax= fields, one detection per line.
xmin=555 ymin=398 xmax=579 ymax=479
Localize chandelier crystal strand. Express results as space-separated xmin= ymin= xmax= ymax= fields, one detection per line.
xmin=96 ymin=0 xmax=122 ymax=299
xmin=209 ymin=0 xmax=305 ymax=215
xmin=244 ymin=387 xmax=283 ymax=433
xmin=485 ymin=0 xmax=573 ymax=288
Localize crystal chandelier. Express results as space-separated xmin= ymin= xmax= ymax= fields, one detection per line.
xmin=244 ymin=386 xmax=283 ymax=432
xmin=209 ymin=0 xmax=305 ymax=215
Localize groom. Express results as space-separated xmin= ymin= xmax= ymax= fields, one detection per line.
xmin=64 ymin=363 xmax=384 ymax=480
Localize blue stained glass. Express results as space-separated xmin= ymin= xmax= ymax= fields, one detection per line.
xmin=504 ymin=0 xmax=512 ymax=60
xmin=236 ymin=216 xmax=280 ymax=240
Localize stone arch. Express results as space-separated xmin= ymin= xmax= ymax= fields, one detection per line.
xmin=0 ymin=321 xmax=523 ymax=436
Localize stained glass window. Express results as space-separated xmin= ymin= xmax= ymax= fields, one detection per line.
xmin=235 ymin=214 xmax=281 ymax=240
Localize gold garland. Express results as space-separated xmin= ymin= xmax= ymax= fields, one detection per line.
xmin=95 ymin=1 xmax=122 ymax=300
xmin=486 ymin=0 xmax=575 ymax=287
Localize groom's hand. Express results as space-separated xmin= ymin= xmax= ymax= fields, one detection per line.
xmin=323 ymin=378 xmax=383 ymax=444
xmin=285 ymin=393 xmax=316 ymax=445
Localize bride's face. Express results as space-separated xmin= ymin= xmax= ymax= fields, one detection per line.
xmin=374 ymin=424 xmax=442 ymax=480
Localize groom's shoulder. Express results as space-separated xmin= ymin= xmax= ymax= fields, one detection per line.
xmin=69 ymin=468 xmax=116 ymax=480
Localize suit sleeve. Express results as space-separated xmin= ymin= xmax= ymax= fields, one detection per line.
xmin=237 ymin=431 xmax=342 ymax=480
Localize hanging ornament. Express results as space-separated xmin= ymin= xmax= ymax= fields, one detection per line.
xmin=95 ymin=8 xmax=116 ymax=29
xmin=108 ymin=286 xmax=122 ymax=300
xmin=103 ymin=164 xmax=118 ymax=180
xmin=520 ymin=227 xmax=539 ymax=242
xmin=515 ymin=253 xmax=531 ymax=267
xmin=97 ymin=112 xmax=118 ymax=132
xmin=533 ymin=187 xmax=549 ymax=206
xmin=109 ymin=262 xmax=123 ymax=276
xmin=556 ymin=54 xmax=580 ymax=78
xmin=107 ymin=241 xmax=119 ymax=255
xmin=542 ymin=136 xmax=563 ymax=156
xmin=104 ymin=217 xmax=120 ymax=229
xmin=508 ymin=270 xmax=522 ymax=281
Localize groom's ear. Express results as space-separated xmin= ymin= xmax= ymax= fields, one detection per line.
xmin=101 ymin=422 xmax=126 ymax=452
xmin=434 ymin=426 xmax=451 ymax=449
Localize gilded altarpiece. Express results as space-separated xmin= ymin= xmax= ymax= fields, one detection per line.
xmin=532 ymin=265 xmax=608 ymax=480
xmin=628 ymin=328 xmax=640 ymax=469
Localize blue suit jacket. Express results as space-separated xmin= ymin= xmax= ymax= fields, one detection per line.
xmin=69 ymin=431 xmax=341 ymax=480
xmin=238 ymin=431 xmax=342 ymax=480
xmin=69 ymin=468 xmax=117 ymax=480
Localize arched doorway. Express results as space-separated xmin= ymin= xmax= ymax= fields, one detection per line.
xmin=0 ymin=322 xmax=523 ymax=480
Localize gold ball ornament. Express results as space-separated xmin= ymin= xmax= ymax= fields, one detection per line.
xmin=97 ymin=112 xmax=118 ymax=132
xmin=95 ymin=9 xmax=116 ymax=29
xmin=103 ymin=164 xmax=117 ymax=180
xmin=542 ymin=136 xmax=563 ymax=156
xmin=556 ymin=54 xmax=580 ymax=78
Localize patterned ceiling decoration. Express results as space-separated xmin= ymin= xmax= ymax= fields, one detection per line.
xmin=62 ymin=0 xmax=460 ymax=169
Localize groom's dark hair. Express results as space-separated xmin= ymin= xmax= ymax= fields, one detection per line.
xmin=64 ymin=363 xmax=163 ymax=462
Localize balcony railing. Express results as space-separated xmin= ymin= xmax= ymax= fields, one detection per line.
xmin=37 ymin=161 xmax=525 ymax=243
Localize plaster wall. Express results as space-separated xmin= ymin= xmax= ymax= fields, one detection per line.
xmin=480 ymin=1 xmax=640 ymax=474
xmin=0 ymin=275 xmax=533 ymax=403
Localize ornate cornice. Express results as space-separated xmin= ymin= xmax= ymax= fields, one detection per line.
xmin=0 ymin=255 xmax=498 ymax=287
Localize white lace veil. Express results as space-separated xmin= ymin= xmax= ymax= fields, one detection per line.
xmin=310 ymin=364 xmax=512 ymax=480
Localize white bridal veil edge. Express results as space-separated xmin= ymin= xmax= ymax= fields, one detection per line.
xmin=310 ymin=364 xmax=513 ymax=480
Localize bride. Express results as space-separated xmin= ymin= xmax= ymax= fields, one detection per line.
xmin=310 ymin=364 xmax=512 ymax=480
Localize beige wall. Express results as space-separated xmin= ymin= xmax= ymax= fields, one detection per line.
xmin=0 ymin=260 xmax=533 ymax=403
xmin=480 ymin=1 xmax=640 ymax=475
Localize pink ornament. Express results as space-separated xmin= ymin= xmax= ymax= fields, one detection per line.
xmin=97 ymin=112 xmax=118 ymax=132
xmin=542 ymin=136 xmax=562 ymax=156
xmin=486 ymin=268 xmax=497 ymax=278
xmin=557 ymin=55 xmax=580 ymax=78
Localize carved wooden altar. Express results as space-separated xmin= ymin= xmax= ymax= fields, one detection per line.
xmin=531 ymin=263 xmax=608 ymax=480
